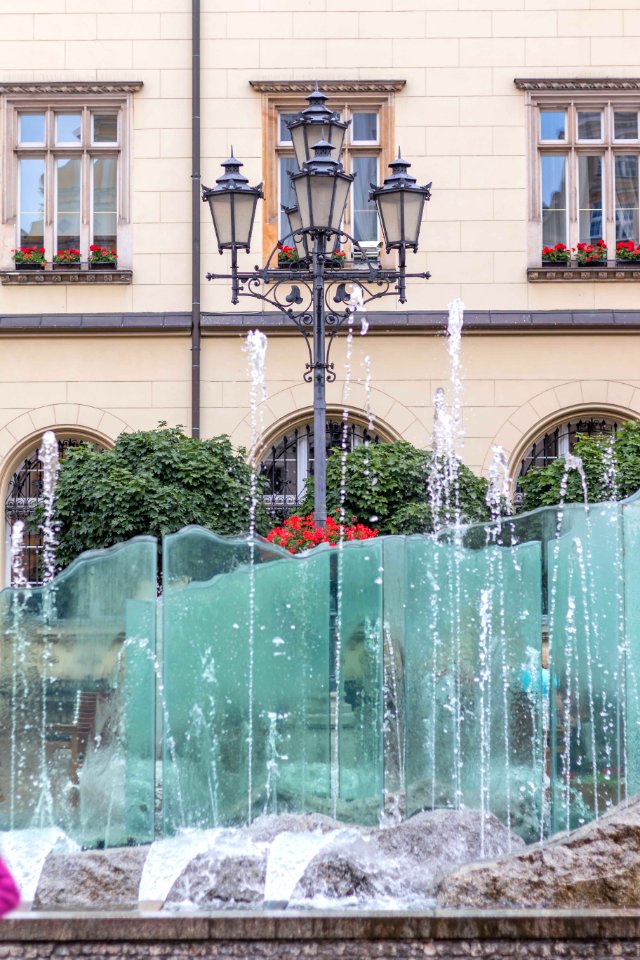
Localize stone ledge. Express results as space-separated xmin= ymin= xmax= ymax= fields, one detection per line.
xmin=528 ymin=265 xmax=640 ymax=282
xmin=3 ymin=909 xmax=640 ymax=942
xmin=0 ymin=270 xmax=133 ymax=285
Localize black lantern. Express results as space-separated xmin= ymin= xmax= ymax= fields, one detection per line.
xmin=202 ymin=149 xmax=263 ymax=253
xmin=282 ymin=202 xmax=309 ymax=260
xmin=369 ymin=151 xmax=431 ymax=252
xmin=291 ymin=140 xmax=354 ymax=234
xmin=287 ymin=87 xmax=350 ymax=169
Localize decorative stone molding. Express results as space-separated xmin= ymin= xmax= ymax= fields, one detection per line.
xmin=528 ymin=265 xmax=640 ymax=282
xmin=0 ymin=270 xmax=133 ymax=285
xmin=250 ymin=80 xmax=405 ymax=94
xmin=515 ymin=77 xmax=640 ymax=91
xmin=0 ymin=81 xmax=143 ymax=95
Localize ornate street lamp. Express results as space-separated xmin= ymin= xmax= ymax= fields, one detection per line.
xmin=205 ymin=89 xmax=432 ymax=525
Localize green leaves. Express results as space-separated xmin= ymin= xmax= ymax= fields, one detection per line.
xmin=301 ymin=440 xmax=489 ymax=535
xmin=516 ymin=419 xmax=640 ymax=512
xmin=53 ymin=425 xmax=269 ymax=570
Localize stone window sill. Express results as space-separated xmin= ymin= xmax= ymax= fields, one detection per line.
xmin=528 ymin=264 xmax=640 ymax=282
xmin=0 ymin=269 xmax=132 ymax=285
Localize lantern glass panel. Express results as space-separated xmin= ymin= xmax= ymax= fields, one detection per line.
xmin=209 ymin=193 xmax=233 ymax=248
xmin=331 ymin=176 xmax=351 ymax=232
xmin=378 ymin=191 xmax=402 ymax=247
xmin=295 ymin=175 xmax=312 ymax=230
xmin=402 ymin=191 xmax=425 ymax=248
xmin=231 ymin=191 xmax=258 ymax=249
xmin=287 ymin=205 xmax=307 ymax=259
xmin=309 ymin=176 xmax=335 ymax=230
xmin=327 ymin=121 xmax=346 ymax=161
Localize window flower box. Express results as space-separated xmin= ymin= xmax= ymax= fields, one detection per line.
xmin=13 ymin=246 xmax=46 ymax=270
xmin=541 ymin=243 xmax=571 ymax=266
xmin=53 ymin=250 xmax=81 ymax=270
xmin=277 ymin=245 xmax=300 ymax=269
xmin=88 ymin=245 xmax=118 ymax=269
xmin=615 ymin=240 xmax=640 ymax=265
xmin=575 ymin=240 xmax=607 ymax=266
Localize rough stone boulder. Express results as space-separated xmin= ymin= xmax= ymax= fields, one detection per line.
xmin=34 ymin=845 xmax=149 ymax=909
xmin=292 ymin=809 xmax=521 ymax=905
xmin=437 ymin=793 xmax=640 ymax=908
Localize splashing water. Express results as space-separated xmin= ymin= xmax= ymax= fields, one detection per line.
xmin=39 ymin=431 xmax=59 ymax=590
xmin=486 ymin=446 xmax=512 ymax=526
xmin=9 ymin=521 xmax=29 ymax=830
xmin=603 ymin=436 xmax=618 ymax=501
xmin=244 ymin=330 xmax=268 ymax=823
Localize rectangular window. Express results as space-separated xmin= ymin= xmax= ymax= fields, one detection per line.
xmin=528 ymin=91 xmax=640 ymax=260
xmin=19 ymin=157 xmax=45 ymax=247
xmin=265 ymin=88 xmax=395 ymax=258
xmin=541 ymin=154 xmax=567 ymax=246
xmin=615 ymin=154 xmax=639 ymax=243
xmin=2 ymin=84 xmax=138 ymax=269
xmin=578 ymin=155 xmax=603 ymax=243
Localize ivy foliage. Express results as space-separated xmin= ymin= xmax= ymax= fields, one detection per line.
xmin=300 ymin=440 xmax=490 ymax=535
xmin=53 ymin=426 xmax=268 ymax=569
xmin=516 ymin=418 xmax=640 ymax=511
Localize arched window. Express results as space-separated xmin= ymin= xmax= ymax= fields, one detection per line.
xmin=517 ymin=416 xmax=620 ymax=482
xmin=5 ymin=436 xmax=104 ymax=586
xmin=260 ymin=418 xmax=381 ymax=520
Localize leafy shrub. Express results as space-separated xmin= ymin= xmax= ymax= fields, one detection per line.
xmin=517 ymin=418 xmax=640 ymax=511
xmin=53 ymin=425 xmax=268 ymax=569
xmin=300 ymin=440 xmax=489 ymax=535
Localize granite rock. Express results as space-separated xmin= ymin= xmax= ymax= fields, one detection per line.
xmin=437 ymin=793 xmax=640 ymax=908
xmin=34 ymin=845 xmax=149 ymax=909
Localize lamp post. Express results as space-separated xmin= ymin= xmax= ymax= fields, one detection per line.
xmin=203 ymin=87 xmax=432 ymax=526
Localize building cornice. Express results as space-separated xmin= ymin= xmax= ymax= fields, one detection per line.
xmin=0 ymin=81 xmax=144 ymax=95
xmin=514 ymin=77 xmax=640 ymax=91
xmin=250 ymin=80 xmax=406 ymax=94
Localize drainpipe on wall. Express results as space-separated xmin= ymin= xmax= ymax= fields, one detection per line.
xmin=191 ymin=0 xmax=201 ymax=438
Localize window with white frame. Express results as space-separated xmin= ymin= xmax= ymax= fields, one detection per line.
xmin=250 ymin=81 xmax=404 ymax=259
xmin=1 ymin=82 xmax=140 ymax=267
xmin=519 ymin=80 xmax=640 ymax=261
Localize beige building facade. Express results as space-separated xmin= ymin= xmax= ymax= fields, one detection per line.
xmin=1 ymin=0 xmax=640 ymax=580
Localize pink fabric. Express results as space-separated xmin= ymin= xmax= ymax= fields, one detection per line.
xmin=0 ymin=858 xmax=20 ymax=917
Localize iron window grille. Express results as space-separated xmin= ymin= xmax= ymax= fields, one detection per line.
xmin=260 ymin=419 xmax=380 ymax=521
xmin=5 ymin=437 xmax=103 ymax=586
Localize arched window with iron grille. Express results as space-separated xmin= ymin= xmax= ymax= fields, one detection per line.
xmin=515 ymin=416 xmax=621 ymax=506
xmin=260 ymin=419 xmax=381 ymax=520
xmin=4 ymin=437 xmax=104 ymax=586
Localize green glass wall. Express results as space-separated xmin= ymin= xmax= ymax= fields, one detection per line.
xmin=0 ymin=537 xmax=157 ymax=847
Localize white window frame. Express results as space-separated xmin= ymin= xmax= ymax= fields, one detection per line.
xmin=522 ymin=82 xmax=640 ymax=264
xmin=0 ymin=81 xmax=141 ymax=270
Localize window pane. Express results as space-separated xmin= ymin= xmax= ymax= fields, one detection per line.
xmin=92 ymin=157 xmax=118 ymax=248
xmin=577 ymin=111 xmax=602 ymax=140
xmin=615 ymin=155 xmax=639 ymax=243
xmin=56 ymin=158 xmax=81 ymax=251
xmin=56 ymin=113 xmax=82 ymax=145
xmin=19 ymin=114 xmax=45 ymax=144
xmin=578 ymin=155 xmax=603 ymax=243
xmin=541 ymin=154 xmax=567 ymax=246
xmin=352 ymin=113 xmax=378 ymax=142
xmin=93 ymin=113 xmax=118 ymax=144
xmin=352 ymin=155 xmax=378 ymax=243
xmin=278 ymin=155 xmax=298 ymax=240
xmin=279 ymin=113 xmax=297 ymax=144
xmin=614 ymin=112 xmax=638 ymax=140
xmin=540 ymin=110 xmax=566 ymax=141
xmin=19 ymin=158 xmax=45 ymax=248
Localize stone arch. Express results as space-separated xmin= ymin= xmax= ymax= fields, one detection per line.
xmin=484 ymin=381 xmax=640 ymax=480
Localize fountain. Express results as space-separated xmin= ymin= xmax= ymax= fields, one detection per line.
xmin=1 ymin=304 xmax=640 ymax=944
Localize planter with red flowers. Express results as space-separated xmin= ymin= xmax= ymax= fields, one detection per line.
xmin=277 ymin=245 xmax=300 ymax=269
xmin=266 ymin=513 xmax=378 ymax=555
xmin=12 ymin=246 xmax=46 ymax=271
xmin=616 ymin=240 xmax=640 ymax=265
xmin=575 ymin=239 xmax=607 ymax=266
xmin=88 ymin=245 xmax=118 ymax=270
xmin=52 ymin=249 xmax=81 ymax=270
xmin=327 ymin=249 xmax=347 ymax=268
xmin=541 ymin=243 xmax=571 ymax=266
